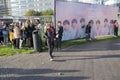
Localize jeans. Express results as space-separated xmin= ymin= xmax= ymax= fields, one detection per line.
xmin=26 ymin=37 xmax=32 ymax=48
xmin=15 ymin=38 xmax=20 ymax=49
xmin=3 ymin=34 xmax=7 ymax=45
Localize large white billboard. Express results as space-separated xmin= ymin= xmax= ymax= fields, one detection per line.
xmin=55 ymin=0 xmax=118 ymax=41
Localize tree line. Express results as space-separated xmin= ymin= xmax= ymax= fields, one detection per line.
xmin=24 ymin=9 xmax=54 ymax=16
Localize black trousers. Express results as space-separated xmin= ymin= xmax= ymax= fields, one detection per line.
xmin=26 ymin=37 xmax=32 ymax=48
xmin=47 ymin=39 xmax=54 ymax=59
xmin=86 ymin=33 xmax=91 ymax=40
xmin=114 ymin=27 xmax=118 ymax=36
xmin=15 ymin=38 xmax=20 ymax=49
xmin=0 ymin=37 xmax=3 ymax=44
xmin=56 ymin=38 xmax=62 ymax=50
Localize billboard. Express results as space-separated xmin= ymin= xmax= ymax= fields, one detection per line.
xmin=55 ymin=0 xmax=118 ymax=41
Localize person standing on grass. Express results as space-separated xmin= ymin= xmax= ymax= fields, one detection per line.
xmin=2 ymin=23 xmax=8 ymax=46
xmin=13 ymin=22 xmax=21 ymax=49
xmin=0 ymin=23 xmax=3 ymax=45
xmin=9 ymin=23 xmax=15 ymax=48
xmin=9 ymin=29 xmax=14 ymax=48
xmin=44 ymin=22 xmax=50 ymax=48
xmin=113 ymin=20 xmax=119 ymax=37
xmin=35 ymin=19 xmax=42 ymax=50
xmin=25 ymin=20 xmax=34 ymax=48
xmin=44 ymin=23 xmax=56 ymax=61
xmin=85 ymin=21 xmax=92 ymax=40
xmin=30 ymin=19 xmax=36 ymax=48
xmin=56 ymin=21 xmax=63 ymax=51
xmin=20 ymin=22 xmax=26 ymax=46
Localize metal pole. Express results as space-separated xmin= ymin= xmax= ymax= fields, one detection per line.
xmin=54 ymin=0 xmax=56 ymax=29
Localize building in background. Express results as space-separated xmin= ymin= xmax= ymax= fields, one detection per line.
xmin=9 ymin=0 xmax=120 ymax=16
xmin=11 ymin=0 xmax=54 ymax=16
xmin=0 ymin=0 xmax=11 ymax=16
xmin=65 ymin=0 xmax=120 ymax=5
xmin=104 ymin=0 xmax=120 ymax=14
xmin=65 ymin=0 xmax=101 ymax=4
xmin=65 ymin=0 xmax=120 ymax=14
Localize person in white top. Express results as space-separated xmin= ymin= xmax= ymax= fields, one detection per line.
xmin=35 ymin=19 xmax=41 ymax=30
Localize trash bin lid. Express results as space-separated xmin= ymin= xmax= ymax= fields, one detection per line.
xmin=33 ymin=30 xmax=38 ymax=34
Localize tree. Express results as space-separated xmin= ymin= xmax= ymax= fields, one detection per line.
xmin=24 ymin=10 xmax=41 ymax=16
xmin=41 ymin=9 xmax=54 ymax=16
xmin=24 ymin=9 xmax=54 ymax=16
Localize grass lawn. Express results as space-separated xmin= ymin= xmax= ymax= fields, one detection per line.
xmin=0 ymin=45 xmax=34 ymax=56
xmin=0 ymin=35 xmax=119 ymax=56
xmin=62 ymin=36 xmax=119 ymax=47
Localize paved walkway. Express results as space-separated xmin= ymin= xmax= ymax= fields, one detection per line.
xmin=0 ymin=38 xmax=120 ymax=80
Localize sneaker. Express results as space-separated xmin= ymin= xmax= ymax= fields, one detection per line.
xmin=50 ymin=58 xmax=54 ymax=61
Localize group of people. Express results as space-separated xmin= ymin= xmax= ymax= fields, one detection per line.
xmin=0 ymin=20 xmax=64 ymax=61
xmin=0 ymin=22 xmax=9 ymax=46
xmin=0 ymin=19 xmax=41 ymax=48
xmin=0 ymin=18 xmax=119 ymax=61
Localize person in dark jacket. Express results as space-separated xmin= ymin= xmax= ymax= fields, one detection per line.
xmin=44 ymin=23 xmax=56 ymax=61
xmin=25 ymin=20 xmax=35 ymax=48
xmin=85 ymin=21 xmax=92 ymax=40
xmin=56 ymin=21 xmax=63 ymax=51
xmin=113 ymin=20 xmax=119 ymax=37
xmin=0 ymin=25 xmax=3 ymax=45
xmin=2 ymin=23 xmax=8 ymax=46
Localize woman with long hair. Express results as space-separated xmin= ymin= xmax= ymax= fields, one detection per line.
xmin=13 ymin=22 xmax=21 ymax=49
xmin=44 ymin=22 xmax=56 ymax=61
xmin=25 ymin=20 xmax=33 ymax=48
